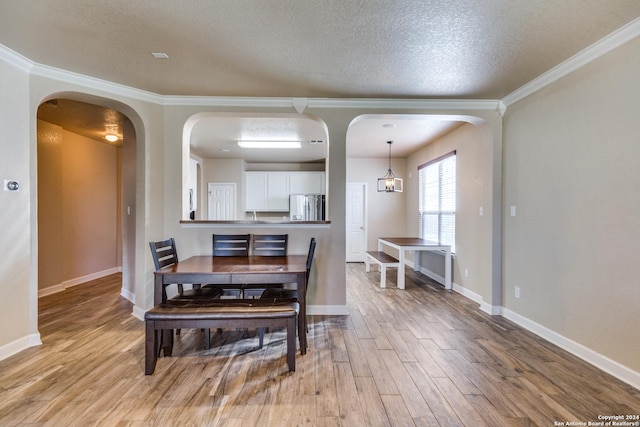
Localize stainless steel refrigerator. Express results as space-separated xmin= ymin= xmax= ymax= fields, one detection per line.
xmin=289 ymin=194 xmax=325 ymax=221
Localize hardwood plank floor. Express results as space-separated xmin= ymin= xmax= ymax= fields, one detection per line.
xmin=1 ymin=265 xmax=639 ymax=426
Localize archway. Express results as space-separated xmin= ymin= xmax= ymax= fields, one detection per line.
xmin=36 ymin=93 xmax=140 ymax=311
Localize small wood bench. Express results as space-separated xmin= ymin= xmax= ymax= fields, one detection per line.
xmin=145 ymin=300 xmax=299 ymax=374
xmin=365 ymin=251 xmax=400 ymax=288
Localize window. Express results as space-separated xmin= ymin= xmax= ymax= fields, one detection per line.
xmin=418 ymin=151 xmax=456 ymax=253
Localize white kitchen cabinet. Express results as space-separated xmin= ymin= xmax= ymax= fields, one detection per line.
xmin=245 ymin=172 xmax=290 ymax=211
xmin=289 ymin=171 xmax=325 ymax=195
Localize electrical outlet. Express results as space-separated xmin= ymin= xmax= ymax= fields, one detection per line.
xmin=464 ymin=268 xmax=469 ymax=278
xmin=515 ymin=286 xmax=520 ymax=299
xmin=510 ymin=205 xmax=517 ymax=216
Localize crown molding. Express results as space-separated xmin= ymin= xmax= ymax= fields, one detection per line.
xmin=0 ymin=44 xmax=33 ymax=73
xmin=30 ymin=62 xmax=163 ymax=104
xmin=501 ymin=17 xmax=640 ymax=108
xmin=165 ymin=95 xmax=501 ymax=112
xmin=308 ymin=97 xmax=501 ymax=111
xmin=162 ymin=95 xmax=295 ymax=108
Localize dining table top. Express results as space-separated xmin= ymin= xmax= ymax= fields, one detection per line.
xmin=155 ymin=255 xmax=308 ymax=275
xmin=379 ymin=237 xmax=449 ymax=247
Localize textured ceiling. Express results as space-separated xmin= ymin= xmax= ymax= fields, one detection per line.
xmin=4 ymin=1 xmax=639 ymax=159
xmin=1 ymin=0 xmax=638 ymax=99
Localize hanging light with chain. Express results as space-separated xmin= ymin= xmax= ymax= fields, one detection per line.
xmin=377 ymin=140 xmax=403 ymax=192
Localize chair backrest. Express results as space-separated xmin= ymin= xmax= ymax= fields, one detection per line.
xmin=212 ymin=234 xmax=250 ymax=256
xmin=306 ymin=237 xmax=317 ymax=281
xmin=149 ymin=238 xmax=178 ymax=271
xmin=252 ymin=234 xmax=288 ymax=256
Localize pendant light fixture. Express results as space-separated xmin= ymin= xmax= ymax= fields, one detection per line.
xmin=377 ymin=140 xmax=403 ymax=192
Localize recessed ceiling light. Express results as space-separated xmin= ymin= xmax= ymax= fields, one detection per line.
xmin=152 ymin=52 xmax=169 ymax=59
xmin=382 ymin=123 xmax=396 ymax=128
xmin=105 ymin=134 xmax=119 ymax=142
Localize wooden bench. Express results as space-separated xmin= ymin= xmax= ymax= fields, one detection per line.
xmin=365 ymin=251 xmax=400 ymax=288
xmin=145 ymin=300 xmax=299 ymax=374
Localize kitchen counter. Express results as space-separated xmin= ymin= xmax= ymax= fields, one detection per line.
xmin=180 ymin=220 xmax=330 ymax=227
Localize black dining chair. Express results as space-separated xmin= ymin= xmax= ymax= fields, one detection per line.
xmin=149 ymin=238 xmax=222 ymax=348
xmin=149 ymin=238 xmax=223 ymax=302
xmin=210 ymin=234 xmax=251 ymax=298
xmin=242 ymin=234 xmax=289 ymax=298
xmin=258 ymin=237 xmax=316 ymax=347
xmin=261 ymin=237 xmax=315 ymax=300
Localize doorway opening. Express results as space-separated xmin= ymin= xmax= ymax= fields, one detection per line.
xmin=36 ymin=96 xmax=138 ymax=306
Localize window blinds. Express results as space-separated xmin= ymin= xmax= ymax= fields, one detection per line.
xmin=418 ymin=151 xmax=456 ymax=252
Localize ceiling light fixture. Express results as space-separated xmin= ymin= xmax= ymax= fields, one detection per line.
xmin=237 ymin=140 xmax=301 ymax=149
xmin=377 ymin=141 xmax=403 ymax=192
xmin=105 ymin=134 xmax=119 ymax=143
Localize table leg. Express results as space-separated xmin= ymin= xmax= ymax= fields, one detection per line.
xmin=398 ymin=249 xmax=406 ymax=290
xmin=444 ymin=248 xmax=452 ymax=290
xmin=298 ymin=273 xmax=307 ymax=355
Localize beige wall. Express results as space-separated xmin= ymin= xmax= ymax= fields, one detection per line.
xmin=346 ymin=156 xmax=408 ymax=251
xmin=0 ymin=58 xmax=33 ymax=348
xmin=404 ymin=123 xmax=488 ymax=298
xmin=37 ymin=120 xmax=120 ymax=292
xmin=503 ymin=37 xmax=640 ymax=372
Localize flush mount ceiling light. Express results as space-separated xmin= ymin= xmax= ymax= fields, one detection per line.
xmin=104 ymin=124 xmax=120 ymax=143
xmin=237 ymin=140 xmax=301 ymax=149
xmin=377 ymin=140 xmax=403 ymax=192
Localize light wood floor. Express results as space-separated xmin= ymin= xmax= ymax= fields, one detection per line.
xmin=1 ymin=265 xmax=639 ymax=426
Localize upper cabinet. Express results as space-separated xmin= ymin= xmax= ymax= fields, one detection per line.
xmin=245 ymin=171 xmax=325 ymax=212
xmin=289 ymin=171 xmax=325 ymax=195
xmin=245 ymin=172 xmax=290 ymax=212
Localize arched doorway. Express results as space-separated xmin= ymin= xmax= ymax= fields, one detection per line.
xmin=36 ymin=95 xmax=138 ymax=307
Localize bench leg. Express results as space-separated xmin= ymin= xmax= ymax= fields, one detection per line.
xmin=145 ymin=320 xmax=158 ymax=375
xmin=365 ymin=256 xmax=371 ymax=272
xmin=287 ymin=316 xmax=296 ymax=372
xmin=204 ymin=328 xmax=211 ymax=350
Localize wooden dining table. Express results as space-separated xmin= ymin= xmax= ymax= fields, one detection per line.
xmin=378 ymin=237 xmax=452 ymax=290
xmin=153 ymin=255 xmax=309 ymax=354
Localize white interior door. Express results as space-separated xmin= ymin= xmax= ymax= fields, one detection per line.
xmin=345 ymin=183 xmax=366 ymax=262
xmin=208 ymin=183 xmax=236 ymax=220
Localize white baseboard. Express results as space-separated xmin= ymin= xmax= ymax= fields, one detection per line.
xmin=0 ymin=333 xmax=41 ymax=362
xmin=38 ymin=267 xmax=122 ymax=298
xmin=131 ymin=305 xmax=146 ymax=321
xmin=501 ymin=308 xmax=640 ymax=391
xmin=120 ymin=287 xmax=135 ymax=304
xmin=416 ymin=265 xmax=640 ymax=390
xmin=308 ymin=305 xmax=349 ymax=316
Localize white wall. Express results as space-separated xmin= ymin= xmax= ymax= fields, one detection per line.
xmin=503 ymin=37 xmax=640 ymax=375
